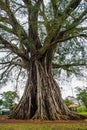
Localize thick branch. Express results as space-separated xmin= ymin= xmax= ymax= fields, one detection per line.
xmin=0 ymin=35 xmax=28 ymax=59
xmin=28 ymin=0 xmax=43 ymax=49
xmin=39 ymin=1 xmax=83 ymax=55
xmin=0 ymin=1 xmax=30 ymax=51
xmin=0 ymin=61 xmax=26 ymax=69
xmin=0 ymin=63 xmax=11 ymax=80
xmin=57 ymin=9 xmax=87 ymax=42
xmin=39 ymin=1 xmax=49 ymax=33
xmin=52 ymin=63 xmax=87 ymax=69
xmin=39 ymin=7 xmax=87 ymax=56
xmin=64 ymin=0 xmax=82 ymax=16
xmin=0 ymin=24 xmax=14 ymax=34
xmin=22 ymin=0 xmax=31 ymax=5
xmin=11 ymin=1 xmax=26 ymax=9
xmin=0 ymin=16 xmax=10 ymax=24
xmin=51 ymin=0 xmax=58 ymax=18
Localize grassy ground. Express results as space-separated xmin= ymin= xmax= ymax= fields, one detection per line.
xmin=0 ymin=115 xmax=87 ymax=130
xmin=79 ymin=112 xmax=87 ymax=115
xmin=0 ymin=124 xmax=87 ymax=130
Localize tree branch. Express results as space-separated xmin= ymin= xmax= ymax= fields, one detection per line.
xmin=22 ymin=0 xmax=31 ymax=5
xmin=52 ymin=63 xmax=87 ymax=69
xmin=58 ymin=9 xmax=87 ymax=39
xmin=0 ymin=35 xmax=28 ymax=59
xmin=0 ymin=54 xmax=27 ymax=70
xmin=0 ymin=24 xmax=14 ymax=34
xmin=51 ymin=0 xmax=58 ymax=18
xmin=28 ymin=0 xmax=43 ymax=50
xmin=39 ymin=6 xmax=87 ymax=56
xmin=0 ymin=1 xmax=30 ymax=51
xmin=39 ymin=1 xmax=83 ymax=55
xmin=0 ymin=63 xmax=11 ymax=80
xmin=0 ymin=16 xmax=10 ymax=24
xmin=0 ymin=61 xmax=26 ymax=69
xmin=10 ymin=1 xmax=26 ymax=9
xmin=39 ymin=1 xmax=49 ymax=33
xmin=64 ymin=0 xmax=82 ymax=16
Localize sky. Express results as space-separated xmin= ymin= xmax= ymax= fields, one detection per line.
xmin=59 ymin=77 xmax=87 ymax=98
xmin=55 ymin=72 xmax=87 ymax=98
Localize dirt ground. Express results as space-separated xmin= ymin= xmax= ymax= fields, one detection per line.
xmin=0 ymin=115 xmax=87 ymax=124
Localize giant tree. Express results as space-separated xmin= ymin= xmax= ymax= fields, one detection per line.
xmin=0 ymin=0 xmax=87 ymax=120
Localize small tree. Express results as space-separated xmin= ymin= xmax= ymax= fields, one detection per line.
xmin=76 ymin=87 xmax=87 ymax=109
xmin=64 ymin=98 xmax=73 ymax=106
xmin=0 ymin=91 xmax=19 ymax=109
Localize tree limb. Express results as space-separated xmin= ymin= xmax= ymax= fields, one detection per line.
xmin=0 ymin=1 xmax=30 ymax=51
xmin=0 ymin=24 xmax=14 ymax=34
xmin=64 ymin=0 xmax=82 ymax=17
xmin=39 ymin=7 xmax=87 ymax=56
xmin=52 ymin=63 xmax=87 ymax=69
xmin=28 ymin=0 xmax=43 ymax=50
xmin=0 ymin=35 xmax=28 ymax=59
xmin=0 ymin=16 xmax=10 ymax=24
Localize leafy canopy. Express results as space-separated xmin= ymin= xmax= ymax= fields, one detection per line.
xmin=76 ymin=87 xmax=87 ymax=109
xmin=0 ymin=91 xmax=19 ymax=109
xmin=0 ymin=0 xmax=87 ymax=86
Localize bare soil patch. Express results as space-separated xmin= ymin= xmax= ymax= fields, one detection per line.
xmin=0 ymin=115 xmax=87 ymax=125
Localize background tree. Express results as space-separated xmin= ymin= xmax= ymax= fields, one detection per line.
xmin=64 ymin=98 xmax=73 ymax=107
xmin=0 ymin=99 xmax=3 ymax=106
xmin=76 ymin=87 xmax=87 ymax=109
xmin=0 ymin=91 xmax=19 ymax=109
xmin=0 ymin=0 xmax=87 ymax=120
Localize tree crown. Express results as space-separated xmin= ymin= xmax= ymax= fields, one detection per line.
xmin=0 ymin=0 xmax=87 ymax=85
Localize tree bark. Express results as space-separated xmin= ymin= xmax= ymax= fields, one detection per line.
xmin=9 ymin=58 xmax=87 ymax=120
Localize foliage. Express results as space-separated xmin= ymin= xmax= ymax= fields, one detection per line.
xmin=79 ymin=112 xmax=87 ymax=115
xmin=76 ymin=87 xmax=87 ymax=109
xmin=64 ymin=98 xmax=73 ymax=106
xmin=0 ymin=99 xmax=3 ymax=106
xmin=0 ymin=0 xmax=87 ymax=87
xmin=0 ymin=91 xmax=19 ymax=109
xmin=77 ymin=105 xmax=87 ymax=112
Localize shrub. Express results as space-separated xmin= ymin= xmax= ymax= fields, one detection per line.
xmin=77 ymin=105 xmax=87 ymax=112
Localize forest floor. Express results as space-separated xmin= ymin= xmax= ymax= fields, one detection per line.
xmin=0 ymin=115 xmax=87 ymax=125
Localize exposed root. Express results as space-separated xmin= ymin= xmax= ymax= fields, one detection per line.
xmin=68 ymin=112 xmax=87 ymax=120
xmin=9 ymin=60 xmax=87 ymax=121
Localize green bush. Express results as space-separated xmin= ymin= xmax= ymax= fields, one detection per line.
xmin=64 ymin=99 xmax=73 ymax=106
xmin=77 ymin=105 xmax=87 ymax=112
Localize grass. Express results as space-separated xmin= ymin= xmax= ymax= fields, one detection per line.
xmin=0 ymin=124 xmax=87 ymax=130
xmin=79 ymin=112 xmax=87 ymax=115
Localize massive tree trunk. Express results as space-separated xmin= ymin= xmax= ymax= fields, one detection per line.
xmin=10 ymin=57 xmax=87 ymax=120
